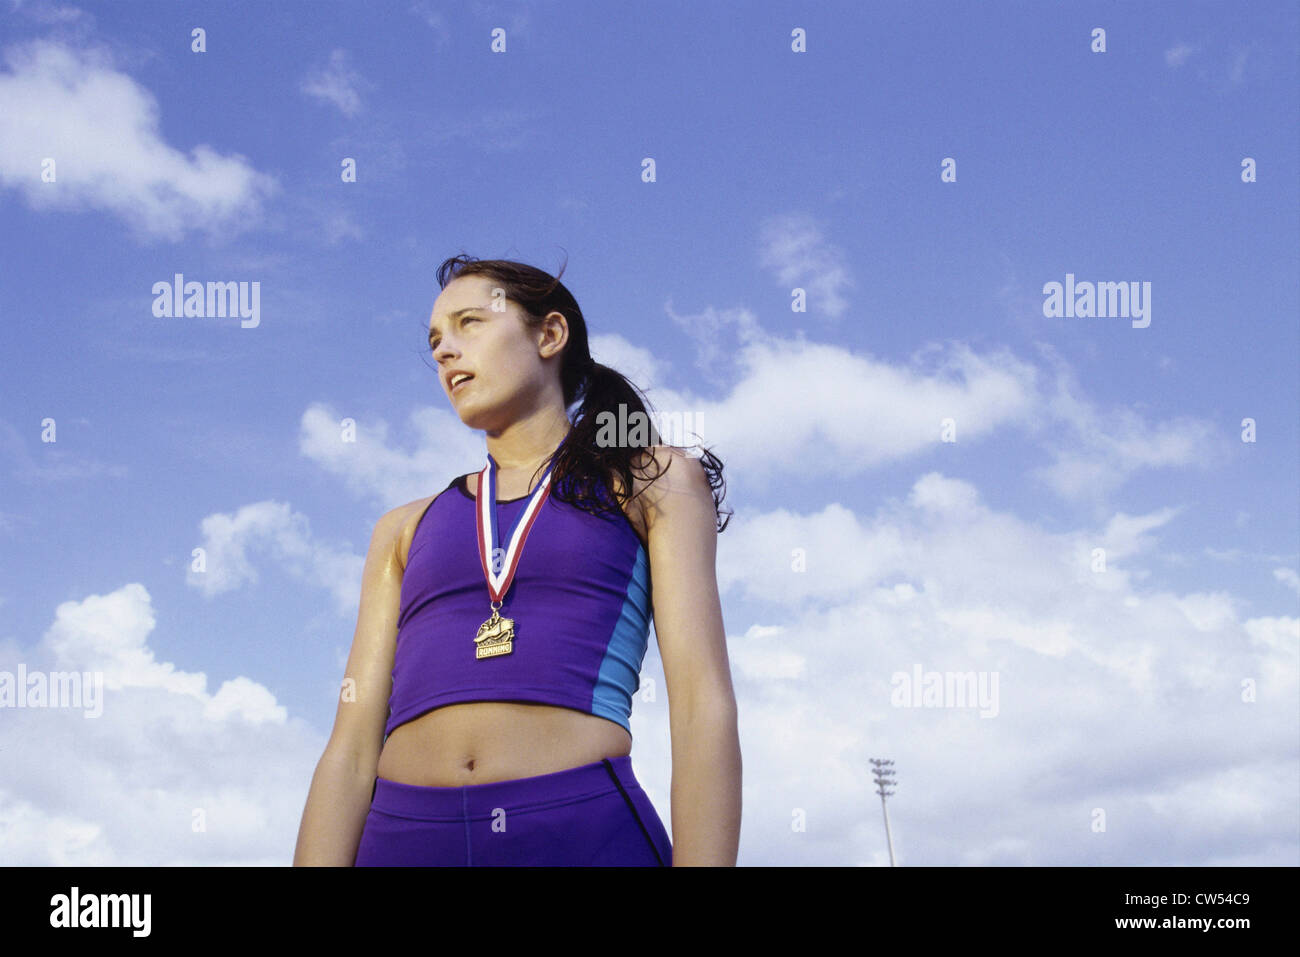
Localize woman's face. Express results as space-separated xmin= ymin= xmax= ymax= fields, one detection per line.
xmin=429 ymin=275 xmax=566 ymax=431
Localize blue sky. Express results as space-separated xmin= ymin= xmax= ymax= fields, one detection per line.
xmin=0 ymin=0 xmax=1296 ymax=866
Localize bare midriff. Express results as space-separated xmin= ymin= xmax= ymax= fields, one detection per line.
xmin=374 ymin=467 xmax=648 ymax=788
xmin=376 ymin=703 xmax=633 ymax=786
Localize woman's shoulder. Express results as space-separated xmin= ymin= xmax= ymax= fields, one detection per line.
xmin=609 ymin=445 xmax=708 ymax=541
xmin=389 ymin=488 xmax=450 ymax=569
xmin=627 ymin=444 xmax=705 ymax=494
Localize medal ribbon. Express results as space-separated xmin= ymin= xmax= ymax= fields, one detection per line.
xmin=474 ymin=451 xmax=558 ymax=603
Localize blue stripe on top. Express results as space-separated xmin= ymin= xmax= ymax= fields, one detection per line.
xmin=591 ymin=542 xmax=653 ymax=727
xmin=384 ymin=471 xmax=654 ymax=741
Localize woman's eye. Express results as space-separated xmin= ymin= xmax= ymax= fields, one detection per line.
xmin=430 ymin=315 xmax=480 ymax=349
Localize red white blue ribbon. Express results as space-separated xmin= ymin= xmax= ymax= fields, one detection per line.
xmin=474 ymin=452 xmax=557 ymax=602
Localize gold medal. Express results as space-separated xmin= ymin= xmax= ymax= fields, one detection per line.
xmin=475 ymin=600 xmax=515 ymax=658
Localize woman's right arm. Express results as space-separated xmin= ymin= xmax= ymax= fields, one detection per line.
xmin=293 ymin=505 xmax=409 ymax=866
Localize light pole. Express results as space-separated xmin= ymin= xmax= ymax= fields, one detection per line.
xmin=870 ymin=758 xmax=897 ymax=866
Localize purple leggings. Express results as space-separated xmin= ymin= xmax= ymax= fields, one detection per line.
xmin=354 ymin=754 xmax=672 ymax=866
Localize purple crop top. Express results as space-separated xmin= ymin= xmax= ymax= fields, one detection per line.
xmin=384 ymin=471 xmax=654 ymax=740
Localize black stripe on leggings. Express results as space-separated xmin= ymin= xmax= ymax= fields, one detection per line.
xmin=601 ymin=758 xmax=667 ymax=866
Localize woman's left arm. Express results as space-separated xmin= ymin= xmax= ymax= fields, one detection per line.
xmin=640 ymin=447 xmax=741 ymax=866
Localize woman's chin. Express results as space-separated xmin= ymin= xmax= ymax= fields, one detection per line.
xmin=454 ymin=405 xmax=493 ymax=430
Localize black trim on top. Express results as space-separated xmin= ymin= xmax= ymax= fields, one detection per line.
xmin=453 ymin=470 xmax=650 ymax=554
xmin=455 ymin=473 xmax=531 ymax=503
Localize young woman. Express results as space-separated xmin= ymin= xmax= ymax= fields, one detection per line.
xmin=293 ymin=254 xmax=741 ymax=866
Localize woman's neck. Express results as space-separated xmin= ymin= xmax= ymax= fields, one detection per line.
xmin=484 ymin=405 xmax=572 ymax=477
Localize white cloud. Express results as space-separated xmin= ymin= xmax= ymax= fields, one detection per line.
xmin=299 ymin=48 xmax=368 ymax=117
xmin=1274 ymin=567 xmax=1300 ymax=595
xmin=663 ymin=335 xmax=1041 ymax=495
xmin=1023 ymin=344 xmax=1225 ymax=503
xmin=665 ymin=474 xmax=1300 ymax=864
xmin=8 ymin=0 xmax=87 ymax=25
xmin=408 ymin=0 xmax=453 ymax=47
xmin=319 ymin=207 xmax=365 ymax=244
xmin=298 ymin=400 xmax=487 ymax=508
xmin=1094 ymin=508 xmax=1183 ymax=563
xmin=729 ymin=624 xmax=806 ymax=681
xmin=1165 ymin=41 xmax=1197 ymax=67
xmin=0 ymin=584 xmax=322 ymax=865
xmin=758 ymin=212 xmax=855 ymax=318
xmin=186 ymin=500 xmax=365 ymax=617
xmin=664 ymin=301 xmax=763 ymax=381
xmin=0 ymin=38 xmax=277 ymax=241
xmin=908 ymin=471 xmax=981 ymax=515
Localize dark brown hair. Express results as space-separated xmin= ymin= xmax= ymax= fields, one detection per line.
xmin=432 ymin=253 xmax=731 ymax=533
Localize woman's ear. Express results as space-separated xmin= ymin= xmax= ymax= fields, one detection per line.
xmin=538 ymin=310 xmax=569 ymax=357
